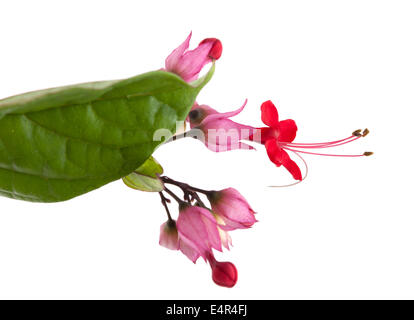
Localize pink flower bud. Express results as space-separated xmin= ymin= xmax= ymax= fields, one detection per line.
xmin=208 ymin=254 xmax=238 ymax=288
xmin=159 ymin=220 xmax=179 ymax=250
xmin=165 ymin=33 xmax=221 ymax=82
xmin=176 ymin=204 xmax=222 ymax=262
xmin=208 ymin=188 xmax=257 ymax=230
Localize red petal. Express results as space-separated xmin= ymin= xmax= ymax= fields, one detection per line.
xmin=280 ymin=150 xmax=302 ymax=180
xmin=260 ymin=100 xmax=279 ymax=128
xmin=264 ymin=138 xmax=283 ymax=166
xmin=199 ymin=38 xmax=223 ymax=60
xmin=265 ymin=139 xmax=302 ymax=180
xmin=278 ymin=119 xmax=297 ymax=143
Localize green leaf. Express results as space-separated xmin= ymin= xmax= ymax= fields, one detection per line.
xmin=0 ymin=65 xmax=214 ymax=202
xmin=122 ymin=156 xmax=164 ymax=192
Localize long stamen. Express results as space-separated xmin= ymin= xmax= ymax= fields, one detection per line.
xmin=268 ymin=128 xmax=371 ymax=184
xmin=286 ymin=128 xmax=368 ymax=148
xmin=287 ymin=135 xmax=356 ymax=147
xmin=284 ymin=136 xmax=360 ymax=149
xmin=283 ymin=146 xmax=372 ymax=157
xmin=281 ymin=128 xmax=369 ymax=151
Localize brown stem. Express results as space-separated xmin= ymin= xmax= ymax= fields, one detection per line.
xmin=161 ymin=176 xmax=212 ymax=196
xmin=163 ymin=186 xmax=186 ymax=205
xmin=159 ymin=192 xmax=173 ymax=221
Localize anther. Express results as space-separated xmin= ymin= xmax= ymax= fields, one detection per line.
xmin=363 ymin=151 xmax=374 ymax=156
xmin=352 ymin=129 xmax=362 ymax=137
xmin=362 ymin=128 xmax=370 ymax=137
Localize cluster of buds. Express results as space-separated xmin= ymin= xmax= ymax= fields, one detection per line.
xmin=158 ymin=177 xmax=256 ymax=288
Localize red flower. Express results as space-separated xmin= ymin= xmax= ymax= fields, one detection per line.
xmin=253 ymin=100 xmax=372 ymax=181
xmin=254 ymin=100 xmax=302 ymax=180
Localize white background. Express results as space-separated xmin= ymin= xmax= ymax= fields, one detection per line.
xmin=0 ymin=0 xmax=412 ymax=299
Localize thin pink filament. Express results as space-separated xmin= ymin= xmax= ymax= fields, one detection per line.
xmin=283 ymin=146 xmax=365 ymax=157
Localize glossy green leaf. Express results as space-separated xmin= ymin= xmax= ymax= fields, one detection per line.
xmin=0 ymin=65 xmax=214 ymax=202
xmin=122 ymin=156 xmax=164 ymax=192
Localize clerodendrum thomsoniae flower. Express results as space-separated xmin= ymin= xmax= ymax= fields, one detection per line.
xmin=156 ymin=33 xmax=371 ymax=288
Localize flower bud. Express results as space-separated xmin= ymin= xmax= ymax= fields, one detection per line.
xmin=208 ymin=254 xmax=238 ymax=288
xmin=208 ymin=188 xmax=257 ymax=230
xmin=165 ymin=33 xmax=222 ymax=82
xmin=159 ymin=219 xmax=179 ymax=250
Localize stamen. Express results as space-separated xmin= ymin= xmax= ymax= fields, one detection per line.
xmin=287 ymin=134 xmax=357 ymax=147
xmin=269 ymin=128 xmax=372 ymax=185
xmin=283 ymin=136 xmax=360 ymax=149
xmin=282 ymin=128 xmax=370 ymax=150
xmin=283 ymin=146 xmax=366 ymax=157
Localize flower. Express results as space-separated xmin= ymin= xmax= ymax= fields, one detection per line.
xmin=192 ymin=100 xmax=256 ymax=152
xmin=159 ymin=219 xmax=179 ymax=250
xmin=208 ymin=188 xmax=257 ymax=230
xmin=176 ymin=203 xmax=222 ymax=262
xmin=252 ymin=100 xmax=372 ymax=181
xmin=252 ymin=100 xmax=302 ymax=180
xmin=208 ymin=253 xmax=238 ymax=288
xmin=165 ymin=32 xmax=222 ymax=82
